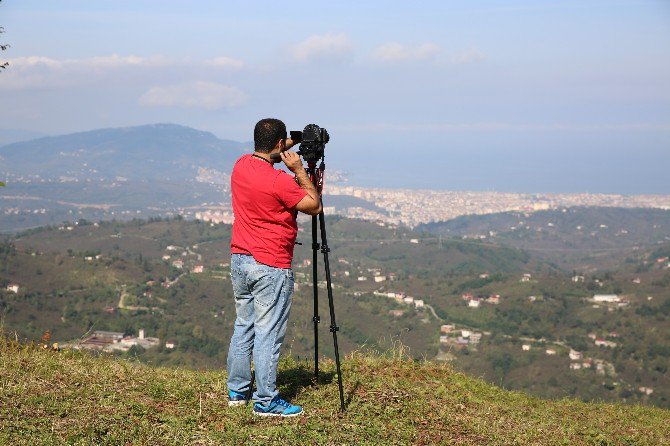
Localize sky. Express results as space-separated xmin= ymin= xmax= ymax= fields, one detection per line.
xmin=1 ymin=1 xmax=669 ymax=194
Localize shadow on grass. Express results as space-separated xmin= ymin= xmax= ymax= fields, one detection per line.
xmin=277 ymin=364 xmax=335 ymax=401
xmin=345 ymin=380 xmax=361 ymax=409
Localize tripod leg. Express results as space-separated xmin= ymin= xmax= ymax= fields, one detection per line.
xmin=318 ymin=211 xmax=346 ymax=412
xmin=311 ymin=214 xmax=320 ymax=382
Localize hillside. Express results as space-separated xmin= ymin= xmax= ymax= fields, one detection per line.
xmin=419 ymin=207 xmax=670 ymax=270
xmin=1 ymin=336 xmax=668 ymax=446
xmin=0 ymin=217 xmax=536 ymax=360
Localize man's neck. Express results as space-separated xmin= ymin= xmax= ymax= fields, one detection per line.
xmin=252 ymin=151 xmax=274 ymax=163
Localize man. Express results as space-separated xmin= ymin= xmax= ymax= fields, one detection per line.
xmin=226 ymin=118 xmax=321 ymax=417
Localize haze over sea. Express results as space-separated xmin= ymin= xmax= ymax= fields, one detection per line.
xmin=315 ymin=138 xmax=668 ymax=195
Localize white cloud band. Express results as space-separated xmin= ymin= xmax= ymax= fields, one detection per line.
xmin=291 ymin=33 xmax=353 ymax=62
xmin=372 ymin=42 xmax=440 ymax=63
xmin=138 ymin=81 xmax=247 ymax=111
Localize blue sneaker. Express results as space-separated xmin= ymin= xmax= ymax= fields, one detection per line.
xmin=252 ymin=396 xmax=304 ymax=417
xmin=228 ymin=389 xmax=248 ymax=407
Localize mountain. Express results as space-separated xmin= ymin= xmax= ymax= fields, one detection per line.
xmin=0 ymin=123 xmax=249 ymax=181
xmin=0 ymin=123 xmax=372 ymax=233
xmin=0 ymin=124 xmax=253 ymax=232
xmin=2 ymin=336 xmax=668 ymax=445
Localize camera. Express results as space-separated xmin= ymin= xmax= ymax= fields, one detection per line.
xmin=292 ymin=123 xmax=330 ymax=164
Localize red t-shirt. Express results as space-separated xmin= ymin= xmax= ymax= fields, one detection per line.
xmin=230 ymin=154 xmax=307 ymax=268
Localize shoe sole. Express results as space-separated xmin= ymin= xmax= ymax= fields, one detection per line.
xmin=252 ymin=409 xmax=304 ymax=418
xmin=228 ymin=400 xmax=247 ymax=407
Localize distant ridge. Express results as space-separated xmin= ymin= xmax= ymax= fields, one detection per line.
xmin=0 ymin=123 xmax=250 ymax=181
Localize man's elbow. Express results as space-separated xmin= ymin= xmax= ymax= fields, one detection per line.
xmin=303 ymin=202 xmax=322 ymax=216
xmin=296 ymin=197 xmax=322 ymax=216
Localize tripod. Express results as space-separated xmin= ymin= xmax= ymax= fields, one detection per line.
xmin=306 ymin=160 xmax=345 ymax=412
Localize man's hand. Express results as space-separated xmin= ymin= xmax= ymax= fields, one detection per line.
xmin=280 ymin=149 xmax=322 ymax=215
xmin=280 ymin=150 xmax=304 ymax=174
xmin=284 ymin=138 xmax=298 ymax=150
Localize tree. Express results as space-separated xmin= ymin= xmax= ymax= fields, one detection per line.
xmin=0 ymin=2 xmax=6 ymax=187
xmin=0 ymin=0 xmax=8 ymax=71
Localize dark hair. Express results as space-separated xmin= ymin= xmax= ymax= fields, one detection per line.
xmin=254 ymin=118 xmax=286 ymax=153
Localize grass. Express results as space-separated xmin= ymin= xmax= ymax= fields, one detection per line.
xmin=0 ymin=336 xmax=668 ymax=445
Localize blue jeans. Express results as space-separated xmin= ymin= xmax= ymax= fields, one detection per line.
xmin=226 ymin=253 xmax=294 ymax=405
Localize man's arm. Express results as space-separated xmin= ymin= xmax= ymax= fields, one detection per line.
xmin=280 ymin=150 xmax=322 ymax=216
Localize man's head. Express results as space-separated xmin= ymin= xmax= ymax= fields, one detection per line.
xmin=254 ymin=118 xmax=287 ymax=153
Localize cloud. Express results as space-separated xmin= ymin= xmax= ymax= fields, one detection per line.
xmin=449 ymin=47 xmax=485 ymax=65
xmin=291 ymin=33 xmax=353 ymax=62
xmin=371 ymin=42 xmax=440 ymax=63
xmin=0 ymin=54 xmax=241 ymax=91
xmin=138 ymin=81 xmax=247 ymax=111
xmin=204 ymin=56 xmax=245 ymax=70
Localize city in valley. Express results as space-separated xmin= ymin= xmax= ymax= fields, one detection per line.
xmin=194 ymin=183 xmax=670 ymax=228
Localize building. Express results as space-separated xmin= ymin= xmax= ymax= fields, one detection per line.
xmin=638 ymin=386 xmax=654 ymax=395
xmin=374 ymin=276 xmax=386 ymax=283
xmin=172 ymin=259 xmax=184 ymax=269
xmin=414 ymin=299 xmax=424 ymax=308
xmin=193 ymin=265 xmax=204 ymax=273
xmin=469 ymin=333 xmax=482 ymax=344
xmin=593 ymin=294 xmax=621 ymax=303
xmin=522 ymin=344 xmax=531 ymax=351
xmin=545 ymin=349 xmax=557 ymax=356
xmin=6 ymin=284 xmax=19 ymax=294
xmin=165 ymin=341 xmax=176 ymax=349
xmin=521 ymin=273 xmax=532 ymax=282
xmin=595 ymin=339 xmax=617 ymax=348
xmin=440 ymin=324 xmax=455 ymax=334
xmin=570 ymin=363 xmax=582 ymax=370
xmin=569 ymin=350 xmax=583 ymax=361
xmin=468 ymin=299 xmax=480 ymax=308
xmin=486 ymin=294 xmax=500 ymax=304
xmin=80 ymin=331 xmax=125 ymax=350
xmin=357 ymin=276 xmax=367 ymax=281
xmin=389 ymin=310 xmax=404 ymax=317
